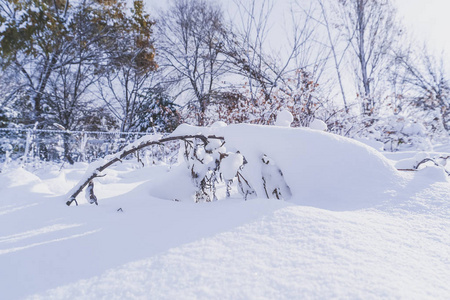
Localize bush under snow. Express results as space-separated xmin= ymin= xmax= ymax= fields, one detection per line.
xmin=146 ymin=123 xmax=405 ymax=210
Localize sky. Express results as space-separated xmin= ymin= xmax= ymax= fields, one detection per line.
xmin=395 ymin=0 xmax=450 ymax=57
xmin=144 ymin=0 xmax=450 ymax=107
xmin=146 ymin=0 xmax=450 ymax=59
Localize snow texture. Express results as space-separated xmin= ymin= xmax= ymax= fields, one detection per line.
xmin=1 ymin=123 xmax=449 ymax=299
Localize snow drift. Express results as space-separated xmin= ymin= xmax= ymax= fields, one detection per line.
xmin=1 ymin=123 xmax=449 ymax=300
xmin=151 ymin=123 xmax=404 ymax=210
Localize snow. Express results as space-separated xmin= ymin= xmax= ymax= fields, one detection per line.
xmin=1 ymin=124 xmax=450 ymax=299
xmin=274 ymin=110 xmax=293 ymax=127
xmin=354 ymin=137 xmax=384 ymax=151
xmin=220 ymin=152 xmax=243 ymax=180
xmin=212 ymin=124 xmax=403 ymax=210
xmin=309 ymin=118 xmax=327 ymax=131
xmin=395 ymin=152 xmax=431 ymax=170
xmin=403 ymin=122 xmax=427 ymax=135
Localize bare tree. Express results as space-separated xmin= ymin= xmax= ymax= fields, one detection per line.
xmin=99 ymin=70 xmax=152 ymax=132
xmin=396 ymin=47 xmax=450 ymax=131
xmin=98 ymin=0 xmax=158 ymax=132
xmin=225 ymin=0 xmax=321 ymax=103
xmin=225 ymin=0 xmax=274 ymax=102
xmin=337 ymin=0 xmax=399 ymax=116
xmin=49 ymin=65 xmax=95 ymax=117
xmin=311 ymin=0 xmax=351 ymax=112
xmin=156 ymin=0 xmax=229 ymax=125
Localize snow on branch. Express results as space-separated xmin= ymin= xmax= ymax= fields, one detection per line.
xmin=66 ymin=129 xmax=294 ymax=206
xmin=396 ymin=155 xmax=450 ymax=175
xmin=66 ymin=134 xmax=224 ymax=206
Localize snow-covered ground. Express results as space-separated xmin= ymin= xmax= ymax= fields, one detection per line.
xmin=1 ymin=123 xmax=450 ymax=299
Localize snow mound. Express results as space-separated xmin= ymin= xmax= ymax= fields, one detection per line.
xmin=210 ymin=121 xmax=227 ymax=128
xmin=354 ymin=137 xmax=384 ymax=151
xmin=275 ymin=110 xmax=293 ymax=127
xmin=416 ymin=166 xmax=449 ymax=182
xmin=0 ymin=167 xmax=41 ymax=189
xmin=309 ymin=118 xmax=327 ymax=131
xmin=170 ymin=124 xmax=403 ymax=210
xmin=146 ymin=164 xmax=197 ymax=202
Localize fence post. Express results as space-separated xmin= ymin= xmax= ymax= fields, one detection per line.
xmin=22 ymin=128 xmax=32 ymax=166
xmin=80 ymin=131 xmax=87 ymax=162
xmin=1 ymin=149 xmax=11 ymax=172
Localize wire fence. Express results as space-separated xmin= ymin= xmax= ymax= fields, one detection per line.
xmin=0 ymin=128 xmax=180 ymax=170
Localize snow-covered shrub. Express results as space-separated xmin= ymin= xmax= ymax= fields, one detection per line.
xmin=202 ymin=69 xmax=326 ymax=127
xmin=323 ymin=103 xmax=437 ymax=152
xmin=181 ymin=135 xmax=258 ymax=202
xmin=67 ymin=122 xmax=409 ymax=207
xmin=174 ymin=126 xmax=296 ymax=203
xmin=182 ymin=137 xmax=224 ymax=202
xmin=132 ymin=88 xmax=181 ymax=133
xmin=354 ymin=115 xmax=432 ymax=151
xmin=167 ymin=123 xmax=402 ymax=208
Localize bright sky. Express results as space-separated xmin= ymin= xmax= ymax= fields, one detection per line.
xmin=147 ymin=0 xmax=450 ymax=51
xmin=395 ymin=0 xmax=450 ymax=57
xmin=145 ymin=0 xmax=450 ymax=70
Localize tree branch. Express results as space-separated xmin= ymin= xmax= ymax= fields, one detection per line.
xmin=66 ymin=134 xmax=224 ymax=206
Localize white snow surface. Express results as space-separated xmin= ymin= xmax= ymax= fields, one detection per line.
xmin=1 ymin=123 xmax=450 ymax=299
xmin=220 ymin=153 xmax=243 ymax=180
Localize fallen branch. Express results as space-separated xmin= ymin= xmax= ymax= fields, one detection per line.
xmin=66 ymin=134 xmax=224 ymax=206
xmin=397 ymin=156 xmax=450 ymax=176
xmin=397 ymin=169 xmax=416 ymax=172
xmin=414 ymin=158 xmax=440 ymax=170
